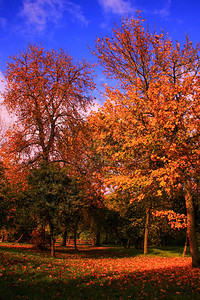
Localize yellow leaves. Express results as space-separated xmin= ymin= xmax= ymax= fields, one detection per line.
xmin=153 ymin=210 xmax=187 ymax=230
xmin=137 ymin=194 xmax=145 ymax=201
xmin=157 ymin=190 xmax=162 ymax=196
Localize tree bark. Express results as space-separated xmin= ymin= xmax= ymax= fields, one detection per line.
xmin=144 ymin=207 xmax=150 ymax=255
xmin=49 ymin=222 xmax=55 ymax=257
xmin=62 ymin=228 xmax=68 ymax=247
xmin=114 ymin=226 xmax=128 ymax=249
xmin=73 ymin=216 xmax=80 ymax=251
xmin=74 ymin=229 xmax=77 ymax=251
xmin=182 ymin=230 xmax=188 ymax=258
xmin=95 ymin=229 xmax=101 ymax=246
xmin=185 ymin=180 xmax=200 ymax=267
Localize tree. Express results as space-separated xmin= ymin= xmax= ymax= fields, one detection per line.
xmin=104 ymin=190 xmax=146 ymax=249
xmin=59 ymin=116 xmax=106 ymax=247
xmin=27 ymin=162 xmax=82 ymax=256
xmin=0 ymin=162 xmax=8 ymax=230
xmin=2 ymin=44 xmax=95 ymax=164
xmin=0 ymin=141 xmax=30 ymax=242
xmin=1 ymin=44 xmax=99 ymax=251
xmin=92 ymin=14 xmax=200 ymax=267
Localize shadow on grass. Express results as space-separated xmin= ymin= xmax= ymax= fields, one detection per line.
xmin=1 ymin=263 xmax=199 ymax=300
xmin=55 ymin=245 xmax=143 ymax=259
xmin=0 ymin=243 xmax=143 ymax=259
xmin=0 ymin=244 xmax=199 ymax=300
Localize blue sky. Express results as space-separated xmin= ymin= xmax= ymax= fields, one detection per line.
xmin=0 ymin=0 xmax=199 ymax=111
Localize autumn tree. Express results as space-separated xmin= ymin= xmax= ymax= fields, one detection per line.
xmin=92 ymin=14 xmax=200 ymax=267
xmin=2 ymin=44 xmax=95 ymax=164
xmin=0 ymin=157 xmax=33 ymax=243
xmin=0 ymin=128 xmax=30 ymax=241
xmin=0 ymin=44 xmax=98 ymax=252
xmin=0 ymin=162 xmax=8 ymax=231
xmin=59 ymin=116 xmax=106 ymax=245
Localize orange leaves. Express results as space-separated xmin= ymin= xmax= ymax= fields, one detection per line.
xmin=2 ymin=44 xmax=95 ymax=164
xmin=90 ymin=19 xmax=200 ymax=268
xmin=91 ymin=12 xmax=200 ymax=209
xmin=153 ymin=210 xmax=187 ymax=230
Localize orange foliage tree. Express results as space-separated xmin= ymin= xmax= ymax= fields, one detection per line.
xmin=2 ymin=44 xmax=95 ymax=164
xmin=91 ymin=14 xmax=200 ymax=267
xmin=0 ymin=132 xmax=29 ymax=242
xmin=59 ymin=119 xmax=106 ymax=244
xmin=1 ymin=44 xmax=96 ymax=254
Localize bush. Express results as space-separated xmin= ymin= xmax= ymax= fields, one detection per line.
xmin=30 ymin=228 xmax=48 ymax=249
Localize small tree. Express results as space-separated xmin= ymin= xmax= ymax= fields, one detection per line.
xmin=27 ymin=162 xmax=74 ymax=256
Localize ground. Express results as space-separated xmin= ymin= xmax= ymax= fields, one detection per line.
xmin=0 ymin=243 xmax=200 ymax=299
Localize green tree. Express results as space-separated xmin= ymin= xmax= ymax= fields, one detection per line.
xmin=27 ymin=162 xmax=78 ymax=256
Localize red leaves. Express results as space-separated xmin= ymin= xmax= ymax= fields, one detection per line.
xmin=1 ymin=245 xmax=200 ymax=298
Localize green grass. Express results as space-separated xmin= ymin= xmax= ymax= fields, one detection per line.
xmin=147 ymin=245 xmax=191 ymax=257
xmin=0 ymin=243 xmax=199 ymax=300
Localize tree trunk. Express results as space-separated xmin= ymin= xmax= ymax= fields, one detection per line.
xmin=95 ymin=229 xmax=101 ymax=246
xmin=185 ymin=180 xmax=200 ymax=267
xmin=73 ymin=216 xmax=80 ymax=251
xmin=62 ymin=228 xmax=67 ymax=247
xmin=182 ymin=230 xmax=188 ymax=258
xmin=144 ymin=208 xmax=150 ymax=255
xmin=67 ymin=235 xmax=71 ymax=245
xmin=105 ymin=232 xmax=108 ymax=245
xmin=114 ymin=226 xmax=128 ymax=249
xmin=74 ymin=229 xmax=77 ymax=251
xmin=127 ymin=239 xmax=131 ymax=249
xmin=49 ymin=222 xmax=55 ymax=257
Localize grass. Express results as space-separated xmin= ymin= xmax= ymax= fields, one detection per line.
xmin=0 ymin=243 xmax=199 ymax=299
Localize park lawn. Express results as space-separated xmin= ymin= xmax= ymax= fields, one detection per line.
xmin=0 ymin=243 xmax=199 ymax=299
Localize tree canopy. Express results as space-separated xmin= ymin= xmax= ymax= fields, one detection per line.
xmin=0 ymin=16 xmax=199 ymax=266
xmin=91 ymin=14 xmax=200 ymax=267
xmin=2 ymin=44 xmax=95 ymax=163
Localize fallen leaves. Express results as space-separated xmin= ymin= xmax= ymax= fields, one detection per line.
xmin=0 ymin=245 xmax=200 ymax=299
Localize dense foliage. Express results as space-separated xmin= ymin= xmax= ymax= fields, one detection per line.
xmin=0 ymin=14 xmax=199 ymax=267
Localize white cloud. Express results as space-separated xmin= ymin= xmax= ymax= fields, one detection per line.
xmin=20 ymin=0 xmax=88 ymax=32
xmin=0 ymin=72 xmax=13 ymax=129
xmin=0 ymin=17 xmax=6 ymax=28
xmin=82 ymin=100 xmax=101 ymax=119
xmin=154 ymin=0 xmax=171 ymax=18
xmin=21 ymin=0 xmax=64 ymax=31
xmin=66 ymin=1 xmax=88 ymax=25
xmin=98 ymin=0 xmax=135 ymax=15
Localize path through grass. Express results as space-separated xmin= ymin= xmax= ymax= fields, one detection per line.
xmin=0 ymin=244 xmax=199 ymax=299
